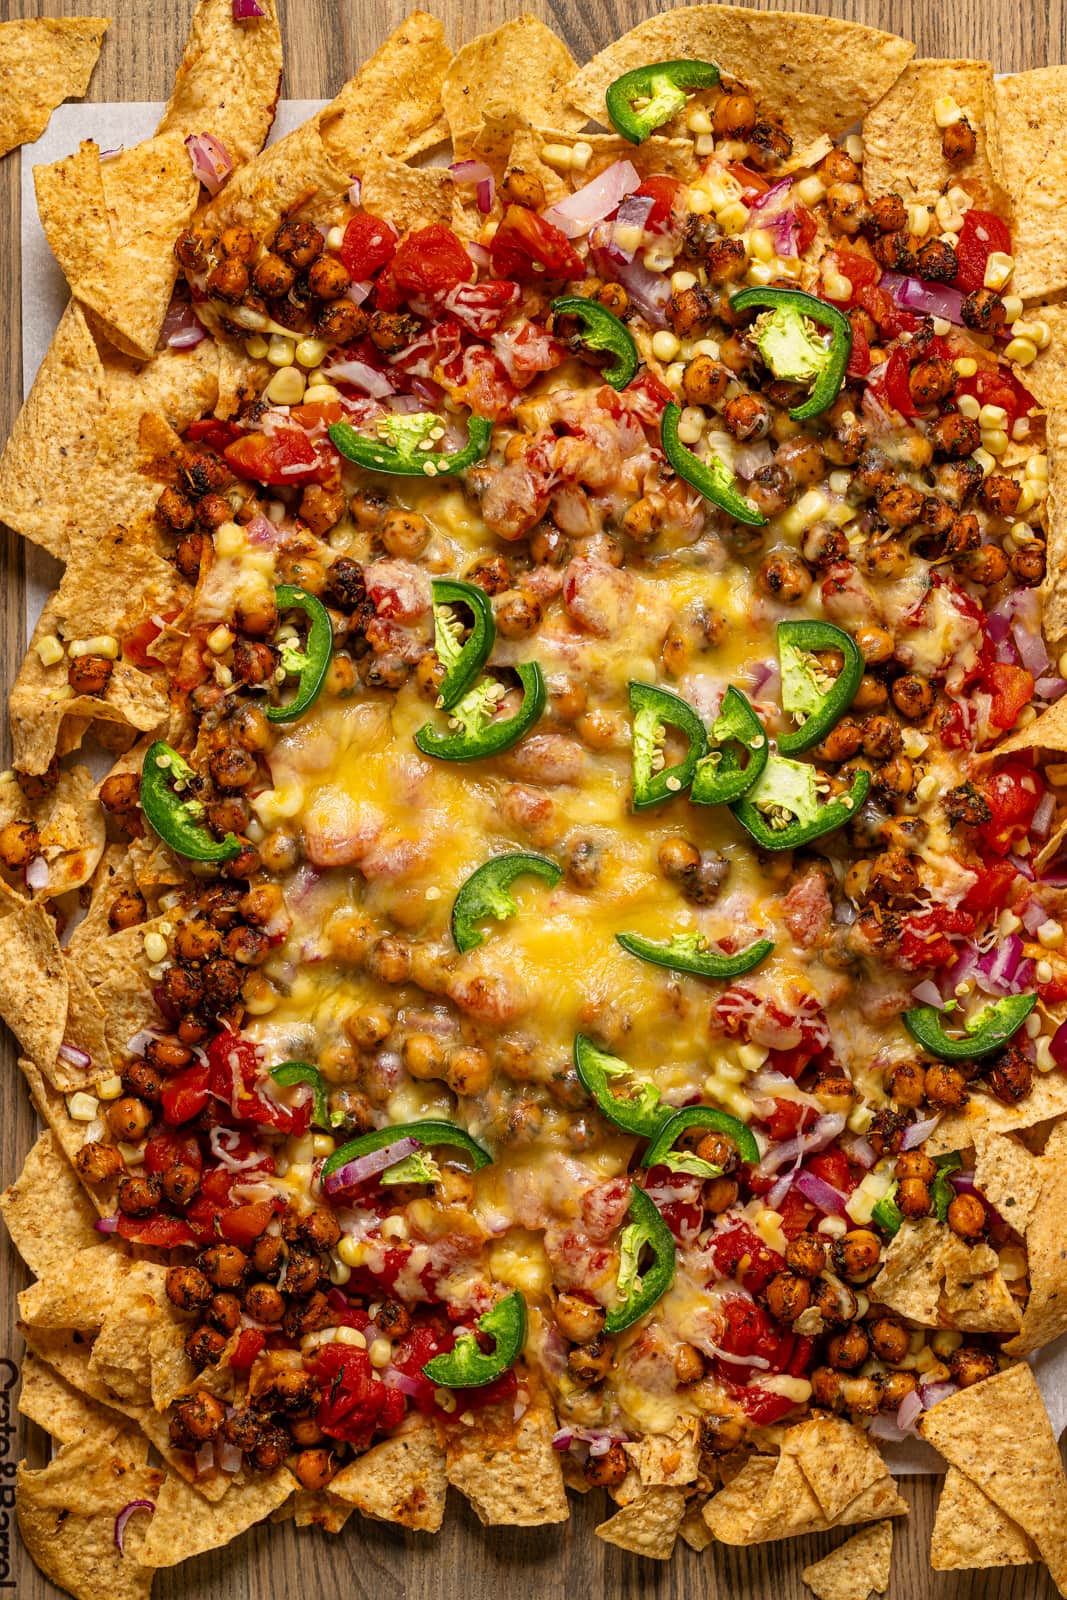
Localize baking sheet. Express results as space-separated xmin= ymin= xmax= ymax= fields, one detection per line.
xmin=15 ymin=99 xmax=1067 ymax=1474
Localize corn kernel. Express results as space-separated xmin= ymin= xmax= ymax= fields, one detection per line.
xmin=844 ymin=134 xmax=864 ymax=162
xmin=717 ymin=200 xmax=748 ymax=234
xmin=68 ymin=1092 xmax=99 ymax=1121
xmin=244 ymin=334 xmax=269 ymax=360
xmin=670 ymin=269 xmax=697 ymax=294
xmin=907 ymin=204 xmax=931 ymax=238
xmin=1016 ymin=483 xmax=1036 ymax=512
xmin=947 ymin=185 xmax=973 ymax=215
xmin=847 ymin=1103 xmax=875 ymax=1135
xmin=368 ymin=1338 xmax=392 ymax=1368
xmin=818 ymin=1216 xmax=848 ymax=1237
xmin=953 ymin=353 xmax=978 ymax=377
xmin=794 ymin=174 xmax=826 ymax=207
xmin=381 ymin=1214 xmax=408 ymax=1240
xmin=664 ymin=361 xmax=685 ymax=390
xmin=746 ymin=260 xmax=776 ymax=286
xmin=1037 ymin=959 xmax=1054 ymax=984
xmin=687 ymin=187 xmax=714 ymax=216
xmin=676 ymin=406 xmax=705 ymax=444
xmin=828 ymin=469 xmax=852 ymax=495
xmin=1026 ymin=453 xmax=1049 ymax=481
xmin=143 ymin=931 xmax=168 ymax=964
xmin=643 ymin=244 xmax=675 ymax=272
xmin=68 ymin=634 xmax=119 ymax=659
xmin=934 ymin=194 xmax=963 ymax=232
xmin=206 ymin=624 xmax=234 ymax=655
xmin=1037 ymin=1037 xmax=1057 ymax=1072
xmin=749 ymin=228 xmax=775 ymax=263
xmin=821 ymin=270 xmax=852 ymax=303
xmin=978 ymin=403 xmax=1008 ymax=431
xmin=328 ymin=1258 xmax=352 ymax=1286
xmin=692 ymin=338 xmax=720 ymax=359
xmin=213 ymin=522 xmax=243 ymax=558
xmin=934 ymin=94 xmax=963 ymax=128
xmin=981 ymin=428 xmax=1009 ymax=457
xmin=983 ymin=250 xmax=1014 ymax=290
xmin=651 ymin=330 xmax=681 ymax=362
xmin=326 ymin=225 xmax=344 ymax=250
xmin=1004 ymin=335 xmax=1038 ymax=366
xmin=1032 ymin=319 xmax=1052 ymax=350
xmin=265 ymin=364 xmax=307 ymax=406
xmin=117 ymin=1141 xmax=145 ymax=1165
xmin=736 ymin=1043 xmax=768 ymax=1073
xmin=294 ymin=337 xmax=328 ymax=369
xmin=686 ymin=105 xmax=712 ymax=135
xmin=1038 ymin=920 xmax=1065 ymax=949
xmin=571 ymin=141 xmax=592 ymax=172
xmin=694 ymin=133 xmax=715 ymax=157
xmin=971 ymin=447 xmax=996 ymax=477
xmin=337 ymin=1236 xmax=365 ymax=1267
xmin=35 ymin=635 xmax=65 ymax=667
xmin=931 ymin=1330 xmax=964 ymax=1357
xmin=266 ymin=334 xmax=296 ymax=367
xmin=957 ymin=393 xmax=980 ymax=419
xmin=1001 ymin=294 xmax=1024 ymax=324
xmin=96 ymin=1074 xmax=123 ymax=1100
xmin=336 ymin=1325 xmax=367 ymax=1348
xmin=932 ymin=316 xmax=952 ymax=337
xmin=303 ymin=382 xmax=341 ymax=405
xmin=1012 ymin=418 xmax=1031 ymax=441
xmin=780 ymin=488 xmax=830 ymax=538
xmin=540 ymin=143 xmax=573 ymax=170
xmin=941 ymin=230 xmax=960 ymax=248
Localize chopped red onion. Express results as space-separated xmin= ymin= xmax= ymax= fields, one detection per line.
xmin=466 ymin=241 xmax=491 ymax=272
xmin=24 ymin=856 xmax=48 ymax=893
xmin=919 ymin=1380 xmax=958 ymax=1409
xmin=322 ymin=1135 xmax=421 ymax=1195
xmin=844 ymin=1134 xmax=876 ymax=1170
xmin=232 ymin=0 xmax=266 ymax=15
xmin=589 ymin=218 xmax=669 ymax=326
xmin=95 ymin=1213 xmax=120 ymax=1234
xmin=901 ymin=1114 xmax=941 ymax=1151
xmin=322 ymin=359 xmax=396 ymax=397
xmin=895 ymin=1388 xmax=924 ymax=1432
xmin=1051 ymin=1020 xmax=1067 ymax=1067
xmin=1037 ymin=676 xmax=1067 ymax=701
xmin=448 ymin=160 xmax=496 ymax=216
xmin=794 ymin=1169 xmax=849 ymax=1217
xmin=114 ymin=1500 xmax=154 ymax=1556
xmin=1021 ymin=898 xmax=1049 ymax=935
xmin=216 ymin=1438 xmax=243 ymax=1473
xmin=757 ymin=1112 xmax=847 ymax=1177
xmin=608 ymin=193 xmax=655 ymax=261
xmin=1012 ymin=618 xmax=1050 ymax=677
xmin=185 ymin=133 xmax=233 ymax=196
xmin=58 ymin=1041 xmax=92 ymax=1069
xmin=382 ymin=1367 xmax=423 ymax=1396
xmin=910 ymin=979 xmax=944 ymax=1008
xmin=161 ymin=296 xmax=207 ymax=350
xmin=765 ymin=1169 xmax=795 ymax=1210
xmin=868 ymin=1411 xmax=911 ymax=1443
xmin=879 ymin=271 xmax=965 ymax=325
xmin=543 ymin=160 xmax=641 ymax=239
xmin=748 ymin=177 xmax=791 ymax=216
xmin=1033 ymin=793 xmax=1056 ymax=840
xmin=194 ymin=1440 xmax=215 ymax=1476
xmin=1008 ymin=853 xmax=1036 ymax=884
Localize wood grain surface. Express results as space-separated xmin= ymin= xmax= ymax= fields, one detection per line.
xmin=0 ymin=1 xmax=1063 ymax=1595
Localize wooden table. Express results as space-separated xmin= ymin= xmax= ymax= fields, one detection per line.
xmin=0 ymin=1 xmax=1063 ymax=1595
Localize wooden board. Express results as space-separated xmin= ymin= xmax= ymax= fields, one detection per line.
xmin=0 ymin=1 xmax=1062 ymax=1596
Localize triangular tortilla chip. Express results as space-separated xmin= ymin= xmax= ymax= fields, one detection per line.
xmin=128 ymin=1466 xmax=297 ymax=1565
xmin=0 ymin=1129 xmax=100 ymax=1277
xmin=18 ymin=1350 xmax=147 ymax=1453
xmin=989 ymin=69 xmax=1067 ymax=300
xmin=781 ymin=1414 xmax=889 ymax=1524
xmin=704 ymin=1451 xmax=907 ymax=1545
xmin=359 ymin=157 xmax=454 ymax=232
xmin=442 ymin=18 xmax=582 ymax=157
xmin=802 ymin=1520 xmax=893 ymax=1600
xmin=329 ymin=1414 xmax=446 ymax=1530
xmin=930 ymin=1464 xmax=1037 ymax=1571
xmin=157 ymin=0 xmax=282 ymax=169
xmin=1005 ymin=1119 xmax=1067 ymax=1354
xmin=0 ymin=18 xmax=108 ymax=157
xmin=862 ymin=60 xmax=1003 ymax=209
xmin=973 ymin=1129 xmax=1043 ymax=1235
xmin=919 ymin=1362 xmax=1067 ymax=1591
xmin=594 ymin=1486 xmax=686 ymax=1560
xmin=624 ymin=1425 xmax=700 ymax=1487
xmin=926 ymin=1070 xmax=1067 ymax=1152
xmin=444 ymin=1394 xmax=568 ymax=1526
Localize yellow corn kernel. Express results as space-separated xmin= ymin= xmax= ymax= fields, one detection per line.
xmin=336 ymin=1326 xmax=367 ymax=1348
xmin=328 ymin=1258 xmax=352 ymax=1286
xmin=35 ymin=635 xmax=65 ymax=667
xmin=717 ymin=200 xmax=748 ymax=234
xmin=540 ymin=143 xmax=573 ymax=170
xmin=947 ymin=185 xmax=973 ymax=215
xmin=1004 ymin=335 xmax=1038 ymax=366
xmin=931 ymin=1330 xmax=964 ymax=1357
xmin=643 ymin=243 xmax=675 ymax=272
xmin=983 ymin=250 xmax=1014 ymax=290
xmin=745 ymin=260 xmax=776 ymax=286
xmin=686 ymin=105 xmax=712 ymax=135
xmin=794 ymin=174 xmax=826 ymax=207
xmin=664 ymin=361 xmax=686 ymax=391
xmin=68 ymin=1092 xmax=99 ymax=1122
xmin=337 ymin=1236 xmax=364 ymax=1268
xmin=907 ymin=204 xmax=931 ymax=238
xmin=941 ymin=230 xmax=960 ymax=249
xmin=978 ymin=402 xmax=1008 ymax=430
xmin=748 ymin=228 xmax=775 ymax=263
xmin=1026 ymin=453 xmax=1049 ymax=481
xmin=817 ymin=1216 xmax=848 ymax=1237
xmin=294 ymin=337 xmax=328 ymax=369
xmin=303 ymin=382 xmax=341 ymax=405
xmin=143 ymin=931 xmax=168 ymax=964
xmin=213 ymin=521 xmax=244 ymax=558
xmin=381 ymin=1214 xmax=408 ymax=1240
xmin=68 ymin=634 xmax=119 ymax=659
xmin=694 ymin=132 xmax=715 ymax=157
xmin=934 ymin=94 xmax=963 ymax=127
xmin=753 ymin=1208 xmax=787 ymax=1254
xmin=821 ymin=269 xmax=853 ymax=303
xmin=676 ymin=406 xmax=706 ymax=444
xmin=981 ymin=429 xmax=1009 ymax=457
xmin=265 ymin=364 xmax=307 ymax=406
xmin=1012 ymin=417 xmax=1031 ymax=441
xmin=736 ymin=1043 xmax=768 ymax=1073
xmin=691 ymin=337 xmax=720 ymax=359
xmin=206 ymin=624 xmax=235 ymax=654
xmin=957 ymin=393 xmax=980 ymax=419
xmin=571 ymin=141 xmax=592 ymax=172
xmin=847 ymin=1102 xmax=875 ymax=1135
xmin=368 ymin=1338 xmax=392 ymax=1368
xmin=934 ymin=194 xmax=963 ymax=232
xmin=326 ymin=225 xmax=345 ymax=250
xmin=244 ymin=334 xmax=269 ymax=360
xmin=932 ymin=316 xmax=952 ymax=338
xmin=915 ymin=772 xmax=939 ymax=803
xmin=971 ymin=447 xmax=996 ymax=477
xmin=670 ymin=269 xmax=698 ymax=294
xmin=780 ymin=488 xmax=830 ymax=539
xmin=1001 ymin=293 xmax=1024 ymax=324
xmin=1037 ymin=959 xmax=1054 ymax=985
xmin=651 ymin=330 xmax=681 ymax=362
xmin=1038 ymin=920 xmax=1065 ymax=950
xmin=1032 ymin=319 xmax=1052 ymax=350
xmin=266 ymin=333 xmax=296 ymax=367
xmin=844 ymin=134 xmax=864 ymax=162
xmin=96 ymin=1075 xmax=123 ymax=1101
xmin=1037 ymin=1037 xmax=1057 ymax=1072
xmin=687 ymin=187 xmax=714 ymax=216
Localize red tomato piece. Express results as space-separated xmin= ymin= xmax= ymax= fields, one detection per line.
xmin=962 ymin=861 xmax=1018 ymax=916
xmin=230 ymin=1329 xmax=266 ymax=1370
xmin=807 ymin=1147 xmax=857 ymax=1196
xmin=976 ymin=763 xmax=1044 ymax=856
xmin=880 ymin=345 xmax=918 ymax=418
xmin=707 ymin=1221 xmax=785 ymax=1295
xmin=339 ymin=213 xmax=398 ymax=280
xmin=853 ymin=281 xmax=916 ymax=339
xmin=391 ymin=223 xmax=473 ymax=297
xmin=824 ymin=247 xmax=880 ymax=297
xmin=794 ymin=206 xmax=818 ymax=255
xmin=778 ymin=1190 xmax=819 ymax=1239
xmin=764 ymin=1098 xmax=813 ymax=1142
xmin=726 ymin=163 xmax=770 ymax=199
xmin=186 ymin=418 xmax=239 ymax=452
xmin=116 ymin=1214 xmax=196 ymax=1248
xmin=122 ymin=612 xmax=176 ymax=670
xmin=846 ymin=319 xmax=871 ymax=377
xmin=313 ymin=1344 xmax=405 ymax=1444
xmin=953 ymin=210 xmax=1012 ymax=294
xmin=898 ymin=905 xmax=976 ymax=969
xmin=985 ymin=663 xmax=1035 ymax=730
xmin=489 ymin=205 xmax=585 ymax=282
xmin=219 ymin=1199 xmax=278 ymax=1248
xmin=633 ymin=176 xmax=682 ymax=232
xmin=144 ymin=1131 xmax=203 ymax=1175
xmin=160 ymin=1063 xmax=210 ymax=1126
xmin=224 ymin=429 xmax=332 ymax=487
xmin=764 ymin=1047 xmax=813 ymax=1081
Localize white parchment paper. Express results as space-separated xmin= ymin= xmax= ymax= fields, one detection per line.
xmin=16 ymin=99 xmax=1067 ymax=1474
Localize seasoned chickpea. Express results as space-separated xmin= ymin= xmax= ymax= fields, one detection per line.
xmin=942 ymin=117 xmax=977 ymax=164
xmin=784 ymin=1233 xmax=828 ymax=1279
xmin=402 ymin=1032 xmax=445 ymax=1080
xmin=765 ymin=1272 xmax=811 ymax=1324
xmin=381 ymin=508 xmax=430 ymax=558
xmin=924 ymin=1062 xmax=968 ymax=1110
xmin=199 ymin=1243 xmax=248 ymax=1288
xmin=307 ymin=255 xmax=351 ymax=300
xmin=107 ymin=1096 xmax=152 ymax=1141
xmin=713 ymin=92 xmax=756 ymax=135
xmin=166 ymin=1266 xmax=213 ymax=1313
xmin=723 ymin=393 xmax=771 ymax=442
xmin=826 ymin=1323 xmax=870 ymax=1370
xmin=682 ymin=355 xmax=730 ymax=407
xmin=584 ymin=1442 xmax=629 ymax=1487
xmin=445 ymin=1045 xmax=492 ymax=1097
xmin=674 ymin=1343 xmax=706 ymax=1385
xmin=252 ymin=252 xmax=297 ymax=297
xmin=244 ymin=1282 xmax=285 ymax=1323
xmin=0 ymin=819 xmax=39 ymax=871
xmin=556 ymin=1291 xmax=606 ymax=1344
xmin=496 ymin=589 xmax=543 ymax=639
xmin=832 ymin=1229 xmax=882 ymax=1284
xmin=206 ymin=258 xmax=249 ymax=301
xmin=704 ymin=1175 xmax=740 ymax=1213
xmin=74 ymin=1141 xmax=124 ymax=1185
xmin=897 ymin=1177 xmax=932 ymax=1218
xmin=568 ymin=1336 xmax=614 ymax=1385
xmin=162 ymin=1162 xmax=200 ymax=1208
xmin=367 ymin=935 xmax=412 ymax=985
xmin=294 ymin=1449 xmax=336 ymax=1491
xmin=947 ymin=1192 xmax=986 ymax=1239
xmin=274 ymin=217 xmax=324 ymax=270
xmin=881 ymin=1369 xmax=920 ymax=1409
xmin=949 ymin=1345 xmax=997 ymax=1388
xmin=500 ymin=167 xmax=545 ymax=208
xmin=68 ymin=655 xmax=113 ymax=696
xmin=756 ymin=552 xmax=810 ymax=602
xmin=868 ymin=1314 xmax=910 ymax=1364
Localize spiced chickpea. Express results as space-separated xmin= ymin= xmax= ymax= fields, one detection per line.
xmin=897 ymin=1150 xmax=936 ymax=1183
xmin=252 ymin=252 xmax=296 ymax=297
xmin=949 ymin=1346 xmax=997 ymax=1388
xmin=810 ymin=1366 xmax=843 ymax=1409
xmin=713 ymin=92 xmax=756 ymax=135
xmin=667 ymin=285 xmax=715 ymax=338
xmin=568 ymin=1336 xmax=614 ymax=1385
xmin=317 ymin=302 xmax=368 ymax=342
xmin=185 ymin=1325 xmax=227 ymax=1367
xmin=445 ymin=1045 xmax=492 ymax=1097
xmin=377 ymin=1300 xmax=412 ymax=1339
xmin=122 ymin=1061 xmax=163 ymax=1104
xmin=298 ymin=487 xmax=346 ymax=538
xmin=765 ymin=1272 xmax=811 ymax=1324
xmin=870 ymin=194 xmax=906 ymax=233
xmin=496 ymin=589 xmax=542 ymax=639
xmin=930 ymin=412 xmax=981 ymax=459
xmin=891 ymin=673 xmax=933 ymax=719
xmin=206 ymin=1293 xmax=242 ymax=1335
xmin=785 ymin=1233 xmax=828 ymax=1279
xmin=825 ymin=182 xmax=868 ymax=234
xmin=1011 ymin=546 xmax=1046 ymax=585
xmin=833 ymin=1228 xmax=882 ymax=1283
xmin=174 ymin=227 xmax=214 ymax=269
xmin=881 ymin=1369 xmax=920 ymax=1409
xmin=74 ymin=1141 xmax=124 ymax=1185
xmin=145 ymin=1038 xmax=194 ymax=1073
xmin=916 ymin=239 xmax=959 ymax=282
xmin=68 ymin=655 xmax=113 ymax=696
xmin=99 ymin=772 xmax=140 ymax=816
xmin=157 ymin=485 xmax=196 ymax=532
xmin=206 ymin=258 xmax=249 ymax=301
xmin=556 ymin=1291 xmax=606 ymax=1344
xmin=909 ymin=359 xmax=956 ymax=407
xmin=294 ymin=1449 xmax=335 ymax=1492
xmin=107 ymin=1096 xmax=152 ymax=1141
xmin=366 ymin=935 xmax=411 ymax=985
xmin=826 ymin=1323 xmax=870 ymax=1370
xmin=307 ymin=255 xmax=351 ymax=300
xmin=868 ymin=1314 xmax=910 ymax=1364
xmin=812 ymin=1277 xmax=859 ymax=1327
xmin=199 ymin=1243 xmax=248 ymax=1288
xmin=244 ymin=1282 xmax=285 ymax=1323
xmin=876 ymin=479 xmax=925 ymax=529
xmin=924 ymin=1062 xmax=968 ymax=1110
xmin=723 ymin=392 xmax=771 ymax=441
xmin=704 ymin=237 xmax=748 ymax=284
xmin=897 ymin=1177 xmax=932 ymax=1218
xmin=861 ymin=716 xmax=902 ymax=761
xmin=986 ymin=1043 xmax=1032 ymax=1104
xmin=947 ymin=1192 xmax=986 ymax=1239
xmin=381 ymin=508 xmax=430 ymax=558
xmin=682 ymin=355 xmax=730 ymax=407
xmin=585 ymin=1443 xmax=628 ymax=1487
xmin=166 ymin=1265 xmax=212 ymax=1313
xmin=500 ymin=167 xmax=545 ymax=208
xmin=756 ymin=552 xmax=810 ymax=602
xmin=814 ymin=717 xmax=863 ymax=763
xmin=748 ymin=121 xmax=792 ymax=170
xmin=704 ymin=1175 xmax=740 ymax=1213
xmin=874 ymin=755 xmax=914 ymax=797
xmin=978 ymin=473 xmax=1022 ymax=517
xmin=162 ymin=1163 xmax=200 ymax=1208
xmin=274 ymin=218 xmax=324 ymax=270
xmin=251 ymin=1234 xmax=286 ymax=1279
xmin=943 ymin=117 xmax=977 ymax=164
xmin=173 ymin=1391 xmax=225 ymax=1443
xmin=961 ymin=287 xmax=1007 ymax=334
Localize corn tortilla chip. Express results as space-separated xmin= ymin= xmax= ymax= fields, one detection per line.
xmin=0 ymin=765 xmax=105 ymax=906
xmin=157 ymin=0 xmax=282 ymax=169
xmin=704 ymin=1451 xmax=906 ymax=1545
xmin=128 ymin=1466 xmax=296 ymax=1565
xmin=930 ymin=1464 xmax=1037 ymax=1571
xmin=938 ymin=1235 xmax=1021 ymax=1333
xmin=18 ymin=1350 xmax=146 ymax=1454
xmin=801 ymin=1520 xmax=893 ymax=1600
xmin=16 ymin=1057 xmax=116 ymax=1216
xmin=360 ymin=157 xmax=454 ymax=233
xmin=919 ymin=1362 xmax=1067 ymax=1590
xmin=329 ymin=1413 xmax=446 ymax=1530
xmin=862 ymin=61 xmax=1003 ymax=210
xmin=624 ymin=1425 xmax=700 ymax=1487
xmin=1005 ymin=1119 xmax=1067 ymax=1354
xmin=34 ymin=133 xmax=199 ymax=360
xmin=17 ymin=1433 xmax=161 ymax=1600
xmin=0 ymin=18 xmax=108 ymax=158
xmin=781 ymin=1414 xmax=889 ymax=1524
xmin=1017 ymin=311 xmax=1067 ymax=410
xmin=926 ymin=1071 xmax=1067 ymax=1151
xmin=0 ymin=1130 xmax=100 ymax=1278
xmin=973 ymin=1129 xmax=1043 ymax=1234
xmin=443 ymin=18 xmax=581 ymax=159
xmin=19 ymin=1250 xmax=162 ymax=1334
xmin=444 ymin=1395 xmax=568 ymax=1526
xmin=594 ymin=1486 xmax=686 ymax=1560
xmin=88 ymin=1268 xmax=174 ymax=1406
xmin=867 ymin=1217 xmax=945 ymax=1323
xmin=678 ymin=1494 xmax=714 ymax=1551
xmin=0 ymin=880 xmax=68 ymax=1075
xmin=290 ymin=1489 xmax=353 ymax=1532
xmin=567 ymin=6 xmax=914 ymax=146
xmin=989 ymin=70 xmax=1067 ymax=301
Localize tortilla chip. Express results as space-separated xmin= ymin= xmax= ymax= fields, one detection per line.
xmin=678 ymin=1494 xmax=714 ymax=1551
xmin=443 ymin=18 xmax=581 ymax=158
xmin=567 ymin=6 xmax=914 ymax=146
xmin=34 ymin=133 xmax=199 ymax=360
xmin=329 ymin=1414 xmax=446 ymax=1531
xmin=0 ymin=764 xmax=105 ymax=907
xmin=15 ymin=1059 xmax=113 ymax=1216
xmin=288 ymin=1489 xmax=352 ymax=1532
xmin=781 ymin=1414 xmax=888 ymax=1524
xmin=867 ymin=1217 xmax=945 ymax=1323
xmin=0 ymin=881 xmax=68 ymax=1075
xmin=0 ymin=1130 xmax=100 ymax=1277
xmin=926 ymin=1071 xmax=1067 ymax=1151
xmin=18 ymin=1350 xmax=146 ymax=1453
xmin=0 ymin=18 xmax=108 ymax=157
xmin=919 ymin=1362 xmax=1067 ymax=1590
xmin=862 ymin=61 xmax=1003 ymax=209
xmin=704 ymin=1451 xmax=907 ymax=1545
xmin=989 ymin=70 xmax=1067 ymax=300
xmin=128 ymin=1466 xmax=296 ymax=1565
xmin=360 ymin=157 xmax=454 ymax=232
xmin=88 ymin=1268 xmax=173 ymax=1406
xmin=938 ymin=1235 xmax=1021 ymax=1333
xmin=973 ymin=1129 xmax=1043 ymax=1234
xmin=1018 ymin=312 xmax=1067 ymax=413
xmin=157 ymin=0 xmax=282 ymax=169
xmin=18 ymin=1247 xmax=146 ymax=1333
xmin=624 ymin=1425 xmax=700 ymax=1487
xmin=1005 ymin=1118 xmax=1067 ymax=1354
xmin=930 ymin=1464 xmax=1037 ymax=1571
xmin=594 ymin=1486 xmax=686 ymax=1560
xmin=444 ymin=1396 xmax=568 ymax=1526
xmin=0 ymin=301 xmax=104 ymax=559
xmin=802 ymin=1520 xmax=894 ymax=1600
xmin=17 ymin=1433 xmax=161 ymax=1600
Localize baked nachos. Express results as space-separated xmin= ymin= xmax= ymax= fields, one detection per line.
xmin=6 ymin=2 xmax=1067 ymax=1593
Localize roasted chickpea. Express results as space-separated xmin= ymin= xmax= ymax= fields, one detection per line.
xmin=199 ymin=1242 xmax=248 ymax=1288
xmin=244 ymin=1282 xmax=285 ymax=1323
xmin=206 ymin=258 xmax=249 ymax=301
xmin=274 ymin=218 xmax=324 ymax=270
xmin=713 ymin=92 xmax=756 ymax=135
xmin=785 ymin=1233 xmax=828 ymax=1279
xmin=568 ymin=1336 xmax=614 ymax=1385
xmin=584 ymin=1442 xmax=629 ymax=1487
xmin=949 ymin=1345 xmax=997 ymax=1388
xmin=924 ymin=1062 xmax=968 ymax=1111
xmin=683 ymin=355 xmax=730 ymax=406
xmin=942 ymin=117 xmax=977 ymax=164
xmin=947 ymin=1192 xmax=986 ymax=1239
xmin=166 ymin=1265 xmax=213 ymax=1313
xmin=765 ymin=1272 xmax=811 ymax=1324
xmin=826 ymin=1323 xmax=870 ymax=1370
xmin=555 ymin=1291 xmax=606 ymax=1344
xmin=106 ymin=1096 xmax=152 ymax=1141
xmin=868 ymin=1314 xmax=910 ymax=1364
xmin=74 ymin=1140 xmax=124 ymax=1185
xmin=832 ymin=1229 xmax=882 ymax=1284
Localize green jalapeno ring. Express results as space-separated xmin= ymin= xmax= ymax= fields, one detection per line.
xmin=270 ymin=1061 xmax=329 ymax=1129
xmin=605 ymin=59 xmax=721 ymax=145
xmin=604 ymin=1186 xmax=676 ymax=1334
xmin=452 ymin=852 xmax=562 ymax=953
xmin=731 ymin=756 xmax=870 ymax=851
xmin=321 ymin=1119 xmax=493 ymax=1185
xmin=422 ymin=1290 xmax=527 ymax=1388
xmin=573 ymin=1034 xmax=673 ymax=1138
xmin=414 ymin=660 xmax=546 ymax=762
xmin=730 ymin=287 xmax=852 ymax=421
xmin=691 ymin=686 xmax=769 ymax=806
xmin=903 ymin=994 xmax=1038 ymax=1062
xmin=641 ymin=1104 xmax=761 ymax=1173
xmin=629 ymin=680 xmax=708 ymax=809
xmin=661 ymin=403 xmax=766 ymax=527
xmin=328 ymin=412 xmax=492 ymax=478
xmin=140 ymin=741 xmax=242 ymax=863
xmin=266 ymin=585 xmax=333 ymax=724
xmin=550 ymin=295 xmax=639 ymax=388
xmin=777 ymin=619 xmax=864 ymax=755
xmin=431 ymin=578 xmax=497 ymax=711
xmin=616 ymin=930 xmax=775 ymax=980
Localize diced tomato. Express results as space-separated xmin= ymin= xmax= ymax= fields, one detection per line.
xmin=824 ymin=247 xmax=879 ymax=297
xmin=185 ymin=1194 xmax=225 ymax=1242
xmin=976 ymin=763 xmax=1045 ymax=857
xmin=633 ymin=176 xmax=682 ymax=232
xmin=807 ymin=1148 xmax=857 ymax=1196
xmin=794 ymin=205 xmax=818 ymax=256
xmin=985 ymin=662 xmax=1035 ymax=730
xmin=953 ymin=209 xmax=1012 ymax=294
xmin=391 ymin=223 xmax=473 ymax=297
xmin=144 ymin=1131 xmax=203 ymax=1175
xmin=853 ymin=281 xmax=916 ymax=339
xmin=200 ymin=1166 xmax=237 ymax=1205
xmin=624 ymin=368 xmax=673 ymax=416
xmin=726 ymin=163 xmax=770 ymax=199
xmin=218 ymin=1199 xmax=278 ymax=1248
xmin=490 ymin=205 xmax=584 ymax=282
xmin=339 ymin=213 xmax=398 ymax=280
xmin=229 ymin=1329 xmax=266 ymax=1371
xmin=287 ymin=398 xmax=346 ymax=428
xmin=207 ymin=1032 xmax=308 ymax=1134
xmin=898 ymin=905 xmax=976 ymax=969
xmin=443 ymin=279 xmax=520 ymax=335
xmin=160 ymin=1063 xmax=210 ymax=1126
xmin=186 ymin=418 xmax=239 ymax=452
xmin=312 ymin=1344 xmax=404 ymax=1444
xmin=731 ymin=1385 xmax=804 ymax=1425
xmin=764 ymin=1047 xmax=813 ymax=1081
xmin=939 ymin=698 xmax=975 ymax=751
xmin=706 ymin=1220 xmax=784 ymax=1295
xmin=123 ymin=611 xmax=176 ymax=670
xmin=224 ymin=429 xmax=333 ymax=487
xmin=955 ymin=364 xmax=1035 ymax=429
xmin=764 ymin=1098 xmax=813 ymax=1142
xmin=778 ymin=1190 xmax=819 ymax=1239
xmin=878 ymin=345 xmax=918 ymax=418
xmin=846 ymin=319 xmax=871 ymax=377
xmin=962 ymin=861 xmax=1018 ymax=916
xmin=1040 ymin=978 xmax=1067 ymax=1006
xmin=115 ymin=1213 xmax=196 ymax=1248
